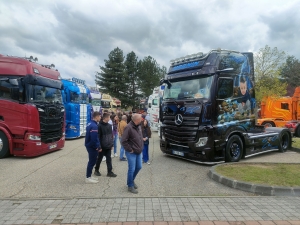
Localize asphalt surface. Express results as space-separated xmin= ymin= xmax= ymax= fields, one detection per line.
xmin=1 ymin=133 xmax=300 ymax=199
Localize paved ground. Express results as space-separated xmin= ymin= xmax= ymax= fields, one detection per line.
xmin=1 ymin=133 xmax=300 ymax=199
xmin=0 ymin=197 xmax=300 ymax=224
xmin=1 ymin=133 xmax=300 ymax=224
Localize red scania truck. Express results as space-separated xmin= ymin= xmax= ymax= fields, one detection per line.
xmin=0 ymin=55 xmax=65 ymax=158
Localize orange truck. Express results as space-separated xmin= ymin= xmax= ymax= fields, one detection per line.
xmin=257 ymin=87 xmax=300 ymax=135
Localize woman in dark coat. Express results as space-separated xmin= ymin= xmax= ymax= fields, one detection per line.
xmin=141 ymin=118 xmax=152 ymax=164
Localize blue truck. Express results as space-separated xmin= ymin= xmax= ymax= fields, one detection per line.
xmin=61 ymin=78 xmax=92 ymax=139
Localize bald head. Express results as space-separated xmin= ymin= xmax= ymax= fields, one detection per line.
xmin=132 ymin=113 xmax=142 ymax=125
xmin=122 ymin=115 xmax=127 ymax=121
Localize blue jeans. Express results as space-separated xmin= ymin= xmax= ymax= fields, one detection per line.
xmin=119 ymin=137 xmax=125 ymax=159
xmin=125 ymin=151 xmax=142 ymax=188
xmin=113 ymin=133 xmax=118 ymax=154
xmin=142 ymin=144 xmax=149 ymax=163
xmin=86 ymin=148 xmax=98 ymax=178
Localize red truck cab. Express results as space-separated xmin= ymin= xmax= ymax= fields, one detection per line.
xmin=0 ymin=55 xmax=65 ymax=158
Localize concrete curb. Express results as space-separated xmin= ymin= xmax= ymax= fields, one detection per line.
xmin=208 ymin=162 xmax=300 ymax=196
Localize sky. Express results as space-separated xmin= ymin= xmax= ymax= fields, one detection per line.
xmin=0 ymin=0 xmax=299 ymax=86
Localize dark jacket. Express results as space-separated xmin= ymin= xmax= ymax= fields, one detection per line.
xmin=121 ymin=121 xmax=143 ymax=154
xmin=98 ymin=121 xmax=114 ymax=149
xmin=142 ymin=124 xmax=152 ymax=145
xmin=85 ymin=120 xmax=100 ymax=150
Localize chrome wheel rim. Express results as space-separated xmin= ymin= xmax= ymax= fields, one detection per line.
xmin=0 ymin=138 xmax=3 ymax=151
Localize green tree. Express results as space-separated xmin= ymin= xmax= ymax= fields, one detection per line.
xmin=137 ymin=56 xmax=166 ymax=97
xmin=255 ymin=77 xmax=287 ymax=104
xmin=95 ymin=47 xmax=126 ymax=102
xmin=124 ymin=51 xmax=140 ymax=108
xmin=254 ymin=45 xmax=287 ymax=102
xmin=280 ymin=55 xmax=300 ymax=95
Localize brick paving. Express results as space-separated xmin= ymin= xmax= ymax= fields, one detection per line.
xmin=0 ymin=197 xmax=299 ymax=224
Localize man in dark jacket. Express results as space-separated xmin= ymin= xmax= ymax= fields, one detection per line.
xmin=94 ymin=113 xmax=117 ymax=177
xmin=121 ymin=113 xmax=143 ymax=194
xmin=85 ymin=111 xmax=101 ymax=184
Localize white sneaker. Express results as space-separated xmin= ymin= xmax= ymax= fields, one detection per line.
xmin=111 ymin=154 xmax=114 ymax=158
xmin=147 ymin=162 xmax=151 ymax=165
xmin=85 ymin=177 xmax=99 ymax=184
xmin=114 ymin=153 xmax=118 ymax=157
xmin=102 ymin=156 xmax=106 ymax=162
xmin=91 ymin=177 xmax=98 ymax=181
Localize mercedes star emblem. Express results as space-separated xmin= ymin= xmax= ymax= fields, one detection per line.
xmin=175 ymin=114 xmax=183 ymax=125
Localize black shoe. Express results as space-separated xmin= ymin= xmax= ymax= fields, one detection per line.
xmin=133 ymin=182 xmax=138 ymax=189
xmin=94 ymin=170 xmax=101 ymax=176
xmin=120 ymin=157 xmax=127 ymax=161
xmin=107 ymin=172 xmax=117 ymax=177
xmin=128 ymin=187 xmax=138 ymax=194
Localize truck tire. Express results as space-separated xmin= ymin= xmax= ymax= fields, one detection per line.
xmin=278 ymin=131 xmax=291 ymax=153
xmin=261 ymin=121 xmax=275 ymax=128
xmin=225 ymin=135 xmax=243 ymax=162
xmin=0 ymin=131 xmax=10 ymax=158
xmin=295 ymin=126 xmax=300 ymax=138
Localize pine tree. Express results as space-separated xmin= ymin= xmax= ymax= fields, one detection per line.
xmin=124 ymin=51 xmax=140 ymax=108
xmin=95 ymin=47 xmax=126 ymax=101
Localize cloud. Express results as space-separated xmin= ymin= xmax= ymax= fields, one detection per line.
xmin=0 ymin=0 xmax=299 ymax=86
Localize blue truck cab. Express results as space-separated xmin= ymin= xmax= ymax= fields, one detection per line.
xmin=61 ymin=78 xmax=92 ymax=139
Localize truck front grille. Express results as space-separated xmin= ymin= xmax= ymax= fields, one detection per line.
xmin=37 ymin=105 xmax=64 ymax=143
xmin=163 ymin=115 xmax=199 ymax=143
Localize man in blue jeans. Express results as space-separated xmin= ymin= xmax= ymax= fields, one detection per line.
xmin=85 ymin=111 xmax=101 ymax=184
xmin=121 ymin=114 xmax=143 ymax=194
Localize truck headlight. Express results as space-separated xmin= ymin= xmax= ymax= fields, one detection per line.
xmin=26 ymin=134 xmax=41 ymax=141
xmin=195 ymin=137 xmax=208 ymax=147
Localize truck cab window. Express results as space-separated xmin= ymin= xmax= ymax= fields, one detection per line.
xmin=217 ymin=78 xmax=233 ymax=99
xmin=0 ymin=79 xmax=20 ymax=101
xmin=152 ymin=99 xmax=158 ymax=106
xmin=281 ymin=103 xmax=289 ymax=110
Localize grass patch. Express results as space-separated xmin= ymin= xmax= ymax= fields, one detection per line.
xmin=215 ymin=163 xmax=300 ymax=187
xmin=292 ymin=137 xmax=300 ymax=149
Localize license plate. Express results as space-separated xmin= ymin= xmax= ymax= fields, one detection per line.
xmin=49 ymin=143 xmax=57 ymax=149
xmin=172 ymin=150 xmax=184 ymax=156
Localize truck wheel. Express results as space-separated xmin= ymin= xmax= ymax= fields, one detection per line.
xmin=225 ymin=135 xmax=243 ymax=162
xmin=278 ymin=131 xmax=290 ymax=153
xmin=295 ymin=126 xmax=300 ymax=137
xmin=262 ymin=121 xmax=275 ymax=128
xmin=0 ymin=131 xmax=10 ymax=158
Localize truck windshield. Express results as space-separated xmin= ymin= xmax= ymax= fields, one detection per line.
xmin=70 ymin=91 xmax=80 ymax=103
xmin=91 ymin=99 xmax=101 ymax=106
xmin=101 ymin=100 xmax=110 ymax=108
xmin=29 ymin=85 xmax=63 ymax=104
xmin=163 ymin=76 xmax=213 ymax=100
xmin=79 ymin=93 xmax=89 ymax=104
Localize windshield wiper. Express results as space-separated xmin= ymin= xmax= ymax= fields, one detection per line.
xmin=164 ymin=97 xmax=175 ymax=100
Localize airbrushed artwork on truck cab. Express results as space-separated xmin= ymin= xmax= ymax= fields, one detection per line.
xmin=216 ymin=53 xmax=256 ymax=131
